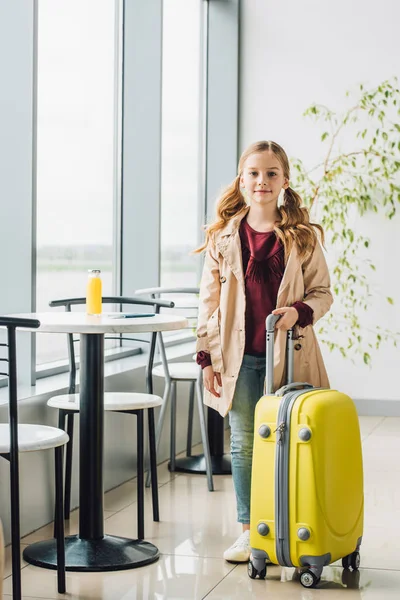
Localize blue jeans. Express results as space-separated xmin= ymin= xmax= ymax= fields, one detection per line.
xmin=228 ymin=354 xmax=266 ymax=524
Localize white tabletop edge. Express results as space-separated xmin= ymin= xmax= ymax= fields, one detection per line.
xmin=4 ymin=312 xmax=189 ymax=334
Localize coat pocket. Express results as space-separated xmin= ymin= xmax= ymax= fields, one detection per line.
xmin=206 ymin=306 xmax=224 ymax=373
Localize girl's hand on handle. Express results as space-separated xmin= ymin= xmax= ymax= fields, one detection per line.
xmin=272 ymin=307 xmax=299 ymax=331
xmin=203 ymin=365 xmax=222 ymax=398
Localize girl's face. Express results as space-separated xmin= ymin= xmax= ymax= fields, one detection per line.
xmin=240 ymin=151 xmax=289 ymax=207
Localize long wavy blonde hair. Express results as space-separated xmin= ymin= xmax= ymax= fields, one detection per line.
xmin=194 ymin=140 xmax=324 ymax=261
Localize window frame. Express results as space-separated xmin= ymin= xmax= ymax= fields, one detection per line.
xmin=33 ymin=0 xmax=124 ymax=377
xmin=0 ymin=1 xmax=238 ymax=388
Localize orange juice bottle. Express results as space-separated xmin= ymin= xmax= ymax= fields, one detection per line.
xmin=86 ymin=269 xmax=102 ymax=315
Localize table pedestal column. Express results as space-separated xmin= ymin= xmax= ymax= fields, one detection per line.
xmin=169 ymin=408 xmax=231 ymax=475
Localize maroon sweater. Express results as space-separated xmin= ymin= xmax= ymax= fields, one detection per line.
xmin=197 ymin=219 xmax=314 ymax=369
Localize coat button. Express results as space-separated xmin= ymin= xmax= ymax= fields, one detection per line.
xmin=294 ymin=343 xmax=302 ymax=351
xmin=220 ymin=276 xmax=226 ymax=283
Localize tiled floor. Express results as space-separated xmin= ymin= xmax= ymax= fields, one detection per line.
xmin=2 ymin=416 xmax=400 ymax=599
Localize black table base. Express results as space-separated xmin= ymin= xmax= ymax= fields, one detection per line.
xmin=171 ymin=406 xmax=232 ymax=476
xmin=23 ymin=535 xmax=159 ymax=572
xmin=168 ymin=453 xmax=231 ymax=475
xmin=24 ymin=333 xmax=159 ymax=573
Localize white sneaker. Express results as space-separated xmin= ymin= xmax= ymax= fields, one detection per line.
xmin=223 ymin=530 xmax=251 ymax=563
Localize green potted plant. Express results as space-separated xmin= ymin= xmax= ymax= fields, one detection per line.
xmin=292 ymin=79 xmax=400 ymax=364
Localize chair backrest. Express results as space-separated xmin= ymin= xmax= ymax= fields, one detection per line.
xmin=48 ymin=296 xmax=175 ymax=394
xmin=0 ymin=316 xmax=40 ymax=461
xmin=133 ymin=287 xmax=199 ymax=319
xmin=133 ymin=287 xmax=200 ymax=380
xmin=133 ymin=287 xmax=199 ymax=300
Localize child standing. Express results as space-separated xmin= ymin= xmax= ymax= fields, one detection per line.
xmin=195 ymin=140 xmax=333 ymax=562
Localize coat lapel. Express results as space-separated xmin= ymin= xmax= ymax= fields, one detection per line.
xmin=215 ymin=210 xmax=248 ymax=292
xmin=276 ymin=244 xmax=301 ymax=307
xmin=216 ymin=232 xmax=245 ymax=291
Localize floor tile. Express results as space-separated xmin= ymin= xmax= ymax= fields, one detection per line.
xmin=104 ymin=474 xmax=239 ymax=559
xmin=103 ymin=480 xmax=137 ymax=513
xmin=21 ymin=510 xmax=115 ymax=544
xmin=3 ymin=555 xmax=235 ymax=600
xmin=3 ymin=543 xmax=29 ymax=578
xmin=205 ymin=563 xmax=400 ymax=599
xmin=104 ymin=459 xmax=179 ymax=513
xmin=3 ymin=416 xmax=400 ymax=599
xmin=358 ymin=416 xmax=384 ymax=441
xmin=3 ymin=594 xmax=56 ymax=600
xmin=3 ymin=596 xmax=57 ymax=600
xmin=370 ymin=417 xmax=400 ymax=435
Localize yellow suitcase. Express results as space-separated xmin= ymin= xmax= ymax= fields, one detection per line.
xmin=249 ymin=315 xmax=364 ymax=589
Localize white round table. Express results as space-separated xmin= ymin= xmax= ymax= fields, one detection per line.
xmin=10 ymin=312 xmax=187 ymax=572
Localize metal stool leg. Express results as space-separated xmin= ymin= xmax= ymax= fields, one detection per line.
xmin=64 ymin=412 xmax=74 ymax=520
xmin=54 ymin=446 xmax=66 ymax=594
xmin=186 ymin=381 xmax=195 ymax=457
xmin=54 ymin=410 xmax=66 ymax=539
xmin=195 ymin=378 xmax=214 ymax=492
xmin=148 ymin=407 xmax=159 ymax=522
xmin=145 ymin=379 xmax=172 ymax=487
xmin=137 ymin=410 xmax=145 ymax=541
xmin=169 ymin=381 xmax=177 ymax=472
xmin=9 ymin=453 xmax=22 ymax=600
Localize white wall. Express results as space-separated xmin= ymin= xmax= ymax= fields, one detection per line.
xmin=239 ymin=0 xmax=400 ymax=404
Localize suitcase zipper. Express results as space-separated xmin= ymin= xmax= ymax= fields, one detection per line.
xmin=275 ymin=422 xmax=286 ymax=443
xmin=275 ymin=390 xmax=306 ymax=567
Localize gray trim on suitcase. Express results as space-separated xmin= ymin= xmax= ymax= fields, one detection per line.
xmin=265 ymin=315 xmax=312 ymax=567
xmin=275 ymin=382 xmax=314 ymax=396
xmin=275 ymin=389 xmax=307 ymax=567
xmin=251 ymin=548 xmax=270 ymax=573
xmin=299 ymin=552 xmax=331 ymax=569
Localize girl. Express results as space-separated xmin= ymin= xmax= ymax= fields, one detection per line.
xmin=195 ymin=140 xmax=333 ymax=563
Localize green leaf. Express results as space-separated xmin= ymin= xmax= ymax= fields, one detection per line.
xmin=363 ymin=353 xmax=371 ymax=365
xmin=321 ymin=132 xmax=329 ymax=142
xmin=387 ymin=297 xmax=394 ymax=305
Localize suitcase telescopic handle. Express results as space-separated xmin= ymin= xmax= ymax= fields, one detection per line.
xmin=265 ymin=314 xmax=295 ymax=395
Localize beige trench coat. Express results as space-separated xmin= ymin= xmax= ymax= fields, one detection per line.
xmin=196 ymin=210 xmax=333 ymax=417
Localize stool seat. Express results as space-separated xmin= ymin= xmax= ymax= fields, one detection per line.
xmin=47 ymin=393 xmax=163 ymax=412
xmin=153 ymin=362 xmax=201 ymax=381
xmin=0 ymin=424 xmax=69 ymax=454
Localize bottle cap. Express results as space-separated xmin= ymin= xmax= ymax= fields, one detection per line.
xmin=88 ymin=269 xmax=101 ymax=273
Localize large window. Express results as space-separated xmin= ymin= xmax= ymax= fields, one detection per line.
xmin=160 ymin=0 xmax=204 ymax=288
xmin=36 ymin=0 xmax=121 ymax=367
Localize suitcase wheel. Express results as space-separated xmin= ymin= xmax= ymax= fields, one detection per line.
xmin=351 ymin=551 xmax=360 ymax=571
xmin=300 ymin=570 xmax=320 ymax=588
xmin=342 ymin=555 xmax=351 ymax=570
xmin=342 ymin=551 xmax=360 ymax=571
xmin=247 ymin=560 xmax=267 ymax=580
